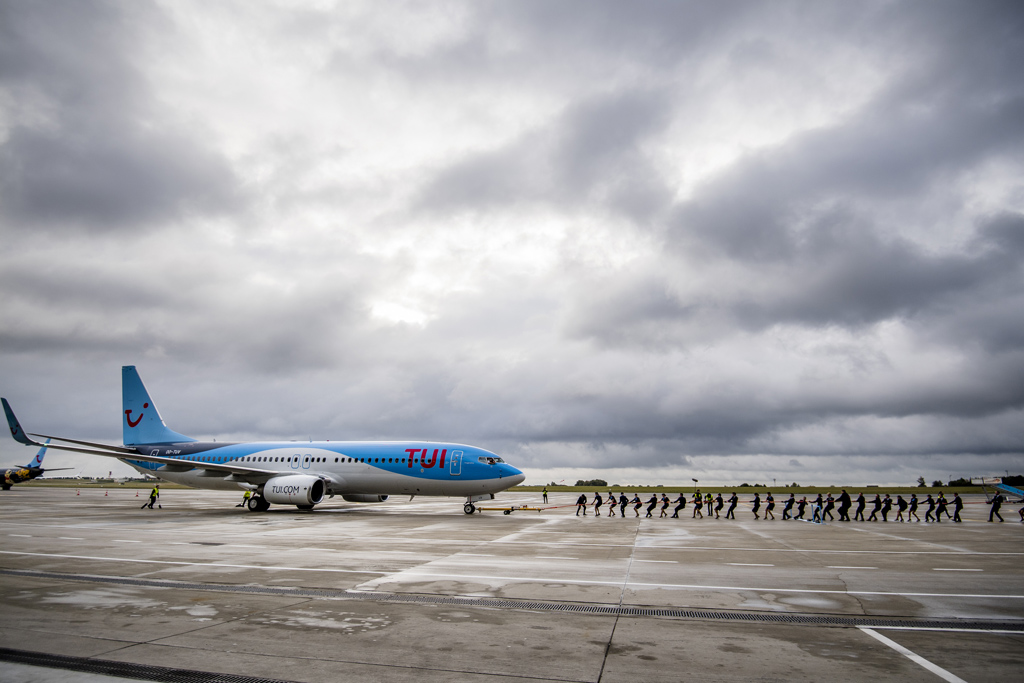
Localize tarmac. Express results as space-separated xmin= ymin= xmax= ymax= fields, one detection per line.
xmin=0 ymin=487 xmax=1021 ymax=682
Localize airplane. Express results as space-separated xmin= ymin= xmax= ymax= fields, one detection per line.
xmin=2 ymin=366 xmax=525 ymax=512
xmin=2 ymin=439 xmax=72 ymax=490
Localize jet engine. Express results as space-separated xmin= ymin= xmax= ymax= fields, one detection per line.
xmin=341 ymin=494 xmax=389 ymax=503
xmin=263 ymin=475 xmax=325 ymax=506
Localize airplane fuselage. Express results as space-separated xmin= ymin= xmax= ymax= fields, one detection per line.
xmin=123 ymin=440 xmax=522 ymax=497
xmin=2 ymin=466 xmax=43 ymax=489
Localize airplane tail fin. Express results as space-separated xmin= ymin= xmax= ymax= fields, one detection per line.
xmin=26 ymin=439 xmax=50 ymax=467
xmin=3 ymin=397 xmax=40 ymax=446
xmin=122 ymin=366 xmax=196 ymax=446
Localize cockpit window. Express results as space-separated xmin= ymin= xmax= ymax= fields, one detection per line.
xmin=477 ymin=456 xmax=504 ymax=465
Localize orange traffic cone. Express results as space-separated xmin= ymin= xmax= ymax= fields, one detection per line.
xmin=76 ymin=489 xmax=80 ymax=495
xmin=104 ymin=491 xmax=108 ymax=496
xmin=135 ymin=491 xmax=139 ymax=497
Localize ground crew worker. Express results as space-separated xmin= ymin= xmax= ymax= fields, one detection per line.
xmin=751 ymin=492 xmax=761 ymax=520
xmin=908 ymin=493 xmax=920 ymax=522
xmin=714 ymin=492 xmax=724 ymax=518
xmin=952 ymin=493 xmax=963 ymax=522
xmin=237 ymin=489 xmax=252 ymax=508
xmin=593 ymin=492 xmax=603 ymax=516
xmin=619 ymin=493 xmax=628 ymax=517
xmin=880 ymin=494 xmax=892 ymax=522
xmin=704 ymin=492 xmax=714 ymax=519
xmin=631 ymin=494 xmax=642 ymax=517
xmin=542 ymin=487 xmax=548 ymax=504
xmin=659 ymin=494 xmax=670 ymax=517
xmin=765 ymin=492 xmax=776 ymax=520
xmin=141 ymin=484 xmax=159 ymax=509
xmin=924 ymin=494 xmax=936 ymax=522
xmin=607 ymin=492 xmax=617 ymax=517
xmin=692 ymin=490 xmax=703 ymax=518
xmin=576 ymin=493 xmax=588 ymax=516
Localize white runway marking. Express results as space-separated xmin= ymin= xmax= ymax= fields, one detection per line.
xmin=932 ymin=568 xmax=982 ymax=571
xmin=229 ymin=544 xmax=266 ymax=549
xmin=9 ymin=534 xmax=31 ymax=538
xmin=870 ymin=626 xmax=1024 ymax=634
xmin=727 ymin=562 xmax=774 ymax=567
xmin=828 ymin=566 xmax=877 ymax=569
xmin=59 ymin=537 xmax=84 ymax=540
xmin=537 ymin=556 xmax=578 ymax=560
xmin=859 ymin=627 xmax=967 ymax=683
xmin=458 ymin=553 xmax=494 ymax=557
xmin=635 ymin=560 xmax=678 ymax=564
xmin=112 ymin=539 xmax=141 ymax=543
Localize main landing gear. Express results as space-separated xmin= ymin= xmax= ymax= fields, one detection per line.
xmin=247 ymin=495 xmax=270 ymax=512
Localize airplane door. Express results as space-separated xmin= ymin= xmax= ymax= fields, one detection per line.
xmin=449 ymin=450 xmax=463 ymax=476
xmin=291 ymin=456 xmax=300 ymax=470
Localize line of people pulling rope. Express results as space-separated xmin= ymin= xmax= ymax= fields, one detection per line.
xmin=572 ymin=490 xmax=1016 ymax=523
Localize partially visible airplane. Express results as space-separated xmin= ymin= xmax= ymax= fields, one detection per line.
xmin=2 ymin=439 xmax=71 ymax=489
xmin=3 ymin=366 xmax=525 ymax=512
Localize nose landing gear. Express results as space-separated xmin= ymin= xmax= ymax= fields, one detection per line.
xmin=464 ymin=502 xmax=476 ymax=514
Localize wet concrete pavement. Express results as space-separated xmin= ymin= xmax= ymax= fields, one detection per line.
xmin=0 ymin=488 xmax=1021 ymax=682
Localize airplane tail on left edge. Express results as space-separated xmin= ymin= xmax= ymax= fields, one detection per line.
xmin=122 ymin=366 xmax=196 ymax=446
xmin=2 ymin=397 xmax=35 ymax=446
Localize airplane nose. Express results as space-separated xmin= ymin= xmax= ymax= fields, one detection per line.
xmin=505 ymin=467 xmax=525 ymax=486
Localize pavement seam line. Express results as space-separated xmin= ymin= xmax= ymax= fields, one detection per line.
xmin=596 ymin=517 xmax=642 ymax=683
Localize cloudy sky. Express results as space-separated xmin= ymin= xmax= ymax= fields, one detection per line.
xmin=2 ymin=0 xmax=1022 ymax=486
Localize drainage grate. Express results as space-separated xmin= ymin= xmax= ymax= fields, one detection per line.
xmin=0 ymin=647 xmax=297 ymax=683
xmin=3 ymin=568 xmax=1021 ymax=632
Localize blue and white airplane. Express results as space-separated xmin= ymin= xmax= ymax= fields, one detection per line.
xmin=2 ymin=366 xmax=524 ymax=512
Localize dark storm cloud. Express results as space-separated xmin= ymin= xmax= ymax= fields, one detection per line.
xmin=416 ymin=89 xmax=674 ymax=220
xmin=0 ymin=1 xmax=242 ymax=231
xmin=669 ymin=95 xmax=1024 ymax=263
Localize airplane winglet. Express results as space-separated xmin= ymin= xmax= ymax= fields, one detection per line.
xmin=2 ymin=398 xmax=43 ymax=447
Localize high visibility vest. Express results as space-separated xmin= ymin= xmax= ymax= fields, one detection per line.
xmin=150 ymin=488 xmax=159 ymax=498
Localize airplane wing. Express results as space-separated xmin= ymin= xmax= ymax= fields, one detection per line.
xmin=29 ymin=433 xmax=138 ymax=454
xmin=3 ymin=397 xmax=277 ymax=479
xmin=113 ymin=449 xmax=278 ymax=477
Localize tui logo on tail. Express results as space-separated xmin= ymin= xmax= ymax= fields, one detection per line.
xmin=125 ymin=402 xmax=149 ymax=428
